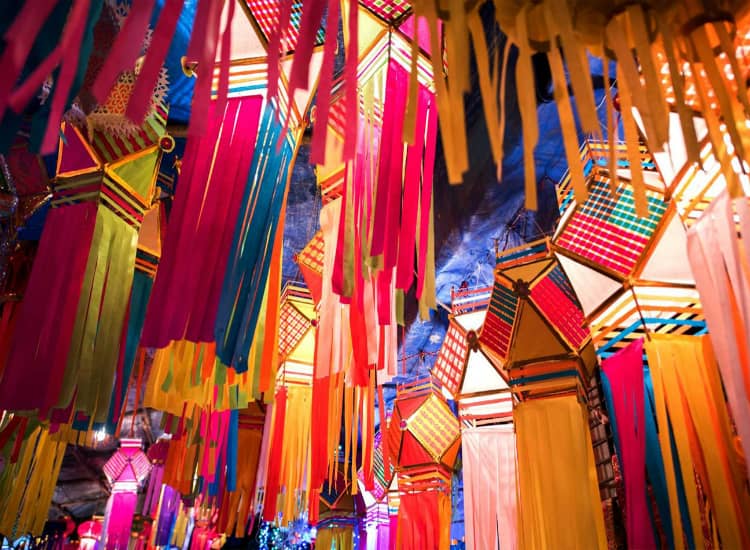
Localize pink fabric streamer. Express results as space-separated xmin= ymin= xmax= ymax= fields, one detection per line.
xmin=0 ymin=202 xmax=97 ymax=415
xmin=266 ymin=0 xmax=293 ymax=103
xmin=309 ymin=0 xmax=340 ymax=166
xmin=462 ymin=424 xmax=518 ymax=550
xmin=91 ymin=0 xmax=157 ymax=103
xmin=0 ymin=0 xmax=58 ymax=117
xmin=126 ymin=0 xmax=183 ymax=124
xmin=186 ymin=0 xmax=225 ymax=137
xmin=687 ymin=192 xmax=750 ymax=464
xmin=396 ymin=85 xmax=429 ymax=291
xmin=40 ymin=0 xmax=91 ymax=154
xmin=141 ymin=96 xmax=262 ymax=347
xmin=343 ymin=0 xmax=359 ymax=161
xmin=104 ymin=491 xmax=138 ymax=550
xmin=602 ymin=339 xmax=656 ymax=550
xmin=371 ymin=61 xmax=407 ymax=263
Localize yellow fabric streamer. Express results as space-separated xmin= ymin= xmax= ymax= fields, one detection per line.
xmin=316 ymin=526 xmax=354 ymax=550
xmin=277 ymin=385 xmax=313 ymax=525
xmin=645 ymin=334 xmax=750 ymax=549
xmin=0 ymin=424 xmax=70 ymax=536
xmin=514 ymin=395 xmax=607 ymax=550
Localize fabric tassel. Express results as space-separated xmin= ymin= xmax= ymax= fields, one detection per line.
xmin=309 ymin=0 xmax=340 ymax=166
xmin=601 ymin=340 xmax=656 ymax=549
xmin=142 ymin=96 xmax=262 ymax=348
xmin=615 ymin=65 xmax=650 ymax=218
xmin=514 ymin=5 xmax=538 ymax=210
xmin=514 ymin=395 xmax=607 ymax=549
xmin=462 ymin=425 xmax=518 ymax=550
xmin=645 ymin=334 xmax=750 ymax=548
xmin=544 ymin=15 xmax=589 ymax=206
xmin=215 ymin=103 xmax=295 ymax=368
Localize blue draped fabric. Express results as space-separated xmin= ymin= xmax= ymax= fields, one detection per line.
xmin=215 ymin=102 xmax=294 ymax=369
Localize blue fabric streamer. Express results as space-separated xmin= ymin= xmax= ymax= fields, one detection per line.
xmin=105 ymin=270 xmax=154 ymax=432
xmin=214 ymin=102 xmax=294 ymax=369
xmin=227 ymin=408 xmax=239 ymax=492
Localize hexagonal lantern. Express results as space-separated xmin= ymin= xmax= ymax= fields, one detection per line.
xmin=550 ymin=141 xmax=704 ymax=358
xmin=388 ymin=378 xmax=460 ymax=550
xmin=479 ymin=238 xmax=597 ymax=400
xmin=431 ymin=285 xmax=512 ymax=424
xmin=318 ymin=462 xmax=366 ymax=546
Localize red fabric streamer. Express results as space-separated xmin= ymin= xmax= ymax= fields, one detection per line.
xmin=141 ymin=96 xmax=262 ymax=347
xmin=90 ymin=0 xmax=157 ymax=103
xmin=0 ymin=0 xmax=57 ymax=117
xmin=396 ymin=85 xmax=429 ymax=291
xmin=266 ymin=0 xmax=293 ymax=103
xmin=126 ymin=0 xmax=183 ymax=124
xmin=309 ymin=0 xmax=340 ymax=166
xmin=0 ymin=202 xmax=97 ymax=416
xmin=185 ymin=0 xmax=226 ymax=137
xmin=602 ymin=339 xmax=656 ymax=550
xmin=263 ymin=387 xmax=287 ymax=522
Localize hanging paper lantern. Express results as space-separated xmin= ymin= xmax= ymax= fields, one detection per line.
xmin=479 ymin=238 xmax=597 ymax=399
xmin=388 ymin=378 xmax=459 ymax=550
xmin=276 ymin=284 xmax=317 ymax=387
xmin=551 ymin=142 xmax=704 ymax=358
xmin=294 ymin=231 xmax=325 ymax=306
xmin=77 ymin=519 xmax=103 ymax=550
xmin=0 ymin=79 xmax=166 ymax=422
xmin=102 ymin=438 xmax=152 ymax=550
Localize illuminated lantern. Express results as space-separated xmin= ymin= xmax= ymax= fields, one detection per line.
xmin=389 ymin=378 xmax=460 ymax=550
xmin=102 ymin=439 xmax=151 ymax=550
xmin=316 ymin=463 xmax=366 ymax=550
xmin=77 ymin=518 xmax=103 ymax=550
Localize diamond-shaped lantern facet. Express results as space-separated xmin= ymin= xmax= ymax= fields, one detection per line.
xmin=276 ymin=284 xmax=316 ymax=387
xmin=479 ymin=239 xmax=597 ymax=399
xmin=551 ymin=140 xmax=704 ymax=357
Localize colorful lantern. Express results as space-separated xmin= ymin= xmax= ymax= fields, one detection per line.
xmin=77 ymin=518 xmax=103 ymax=550
xmin=0 ymin=84 xmax=166 ymax=422
xmin=551 ymin=141 xmax=703 ymax=358
xmin=102 ymin=438 xmax=151 ymax=550
xmin=479 ymin=238 xmax=597 ymax=399
xmin=388 ymin=378 xmax=460 ymax=550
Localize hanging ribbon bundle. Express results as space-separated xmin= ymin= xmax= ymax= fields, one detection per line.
xmin=141 ymin=95 xmax=264 ymax=349
xmin=0 ymin=422 xmax=71 ymax=538
xmin=461 ymin=425 xmax=518 ymax=550
xmin=600 ymin=340 xmax=656 ymax=549
xmin=687 ymin=192 xmax=750 ymax=466
xmin=645 ymin=333 xmax=750 ymax=548
xmin=514 ymin=394 xmax=608 ymax=549
xmin=215 ymin=101 xmax=296 ymax=370
xmin=105 ymin=204 xmax=164 ymax=433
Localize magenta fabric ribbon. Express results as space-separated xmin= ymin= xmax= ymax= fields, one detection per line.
xmin=601 ymin=339 xmax=656 ymax=550
xmin=141 ymin=96 xmax=262 ymax=347
xmin=0 ymin=202 xmax=97 ymax=415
